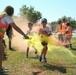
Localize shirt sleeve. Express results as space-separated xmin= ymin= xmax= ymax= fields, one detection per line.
xmin=4 ymin=15 xmax=14 ymax=24
xmin=49 ymin=28 xmax=52 ymax=32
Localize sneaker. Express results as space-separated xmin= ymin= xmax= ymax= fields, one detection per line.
xmin=65 ymin=45 xmax=69 ymax=48
xmin=26 ymin=54 xmax=28 ymax=58
xmin=3 ymin=54 xmax=7 ymax=60
xmin=4 ymin=53 xmax=7 ymax=57
xmin=68 ymin=47 xmax=72 ymax=50
xmin=9 ymin=47 xmax=14 ymax=50
xmin=0 ymin=67 xmax=9 ymax=73
xmin=42 ymin=58 xmax=47 ymax=62
xmin=39 ymin=56 xmax=42 ymax=62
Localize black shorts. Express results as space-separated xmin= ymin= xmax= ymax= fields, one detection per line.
xmin=6 ymin=33 xmax=12 ymax=38
xmin=41 ymin=41 xmax=48 ymax=46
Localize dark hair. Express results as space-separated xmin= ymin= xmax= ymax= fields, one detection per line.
xmin=4 ymin=6 xmax=14 ymax=16
xmin=66 ymin=23 xmax=70 ymax=26
xmin=28 ymin=22 xmax=33 ymax=25
xmin=58 ymin=20 xmax=62 ymax=24
xmin=62 ymin=18 xmax=66 ymax=21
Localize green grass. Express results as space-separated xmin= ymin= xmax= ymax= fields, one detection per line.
xmin=1 ymin=37 xmax=76 ymax=75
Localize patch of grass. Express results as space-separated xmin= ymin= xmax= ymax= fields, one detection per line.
xmin=1 ymin=38 xmax=76 ymax=75
xmin=72 ymin=37 xmax=76 ymax=48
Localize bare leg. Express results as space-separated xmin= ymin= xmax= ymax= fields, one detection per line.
xmin=41 ymin=47 xmax=45 ymax=57
xmin=39 ymin=46 xmax=48 ymax=62
xmin=39 ymin=47 xmax=44 ymax=61
xmin=68 ymin=38 xmax=72 ymax=49
xmin=43 ymin=46 xmax=48 ymax=58
xmin=26 ymin=47 xmax=29 ymax=58
xmin=32 ymin=45 xmax=37 ymax=54
xmin=0 ymin=39 xmax=4 ymax=69
xmin=2 ymin=39 xmax=6 ymax=47
xmin=9 ymin=37 xmax=12 ymax=49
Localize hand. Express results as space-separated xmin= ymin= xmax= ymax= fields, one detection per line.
xmin=24 ymin=35 xmax=29 ymax=39
xmin=29 ymin=37 xmax=32 ymax=39
xmin=47 ymin=33 xmax=52 ymax=36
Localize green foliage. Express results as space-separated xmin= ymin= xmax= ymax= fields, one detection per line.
xmin=19 ymin=5 xmax=42 ymax=23
xmin=51 ymin=21 xmax=58 ymax=32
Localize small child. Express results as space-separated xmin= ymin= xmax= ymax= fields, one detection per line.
xmin=26 ymin=22 xmax=37 ymax=58
xmin=39 ymin=18 xmax=52 ymax=62
xmin=64 ymin=23 xmax=72 ymax=49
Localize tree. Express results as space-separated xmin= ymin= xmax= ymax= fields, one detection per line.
xmin=19 ymin=5 xmax=42 ymax=23
xmin=51 ymin=21 xmax=58 ymax=32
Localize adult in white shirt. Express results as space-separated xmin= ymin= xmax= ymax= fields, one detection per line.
xmin=0 ymin=6 xmax=29 ymax=73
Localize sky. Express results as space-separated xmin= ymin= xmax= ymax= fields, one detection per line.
xmin=0 ymin=0 xmax=76 ymax=22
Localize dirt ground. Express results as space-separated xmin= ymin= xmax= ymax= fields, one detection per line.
xmin=6 ymin=16 xmax=41 ymax=52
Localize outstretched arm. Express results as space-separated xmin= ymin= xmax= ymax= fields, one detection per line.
xmin=10 ymin=22 xmax=29 ymax=39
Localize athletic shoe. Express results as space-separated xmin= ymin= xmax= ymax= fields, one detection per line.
xmin=42 ymin=58 xmax=47 ymax=62
xmin=0 ymin=67 xmax=9 ymax=73
xmin=39 ymin=56 xmax=42 ymax=62
xmin=26 ymin=54 xmax=28 ymax=58
xmin=9 ymin=47 xmax=14 ymax=50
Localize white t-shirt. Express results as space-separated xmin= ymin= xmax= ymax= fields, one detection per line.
xmin=26 ymin=29 xmax=34 ymax=36
xmin=41 ymin=27 xmax=52 ymax=33
xmin=1 ymin=15 xmax=14 ymax=25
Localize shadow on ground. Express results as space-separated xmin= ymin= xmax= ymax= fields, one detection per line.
xmin=32 ymin=63 xmax=67 ymax=75
xmin=0 ymin=72 xmax=8 ymax=75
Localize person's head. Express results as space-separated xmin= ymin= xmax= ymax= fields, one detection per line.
xmin=66 ymin=22 xmax=71 ymax=26
xmin=41 ymin=18 xmax=47 ymax=27
xmin=62 ymin=18 xmax=66 ymax=23
xmin=58 ymin=20 xmax=62 ymax=25
xmin=28 ymin=22 xmax=33 ymax=29
xmin=4 ymin=6 xmax=14 ymax=16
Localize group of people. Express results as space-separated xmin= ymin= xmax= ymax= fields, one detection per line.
xmin=57 ymin=18 xmax=72 ymax=49
xmin=26 ymin=18 xmax=73 ymax=63
xmin=0 ymin=5 xmax=73 ymax=73
xmin=25 ymin=18 xmax=52 ymax=63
